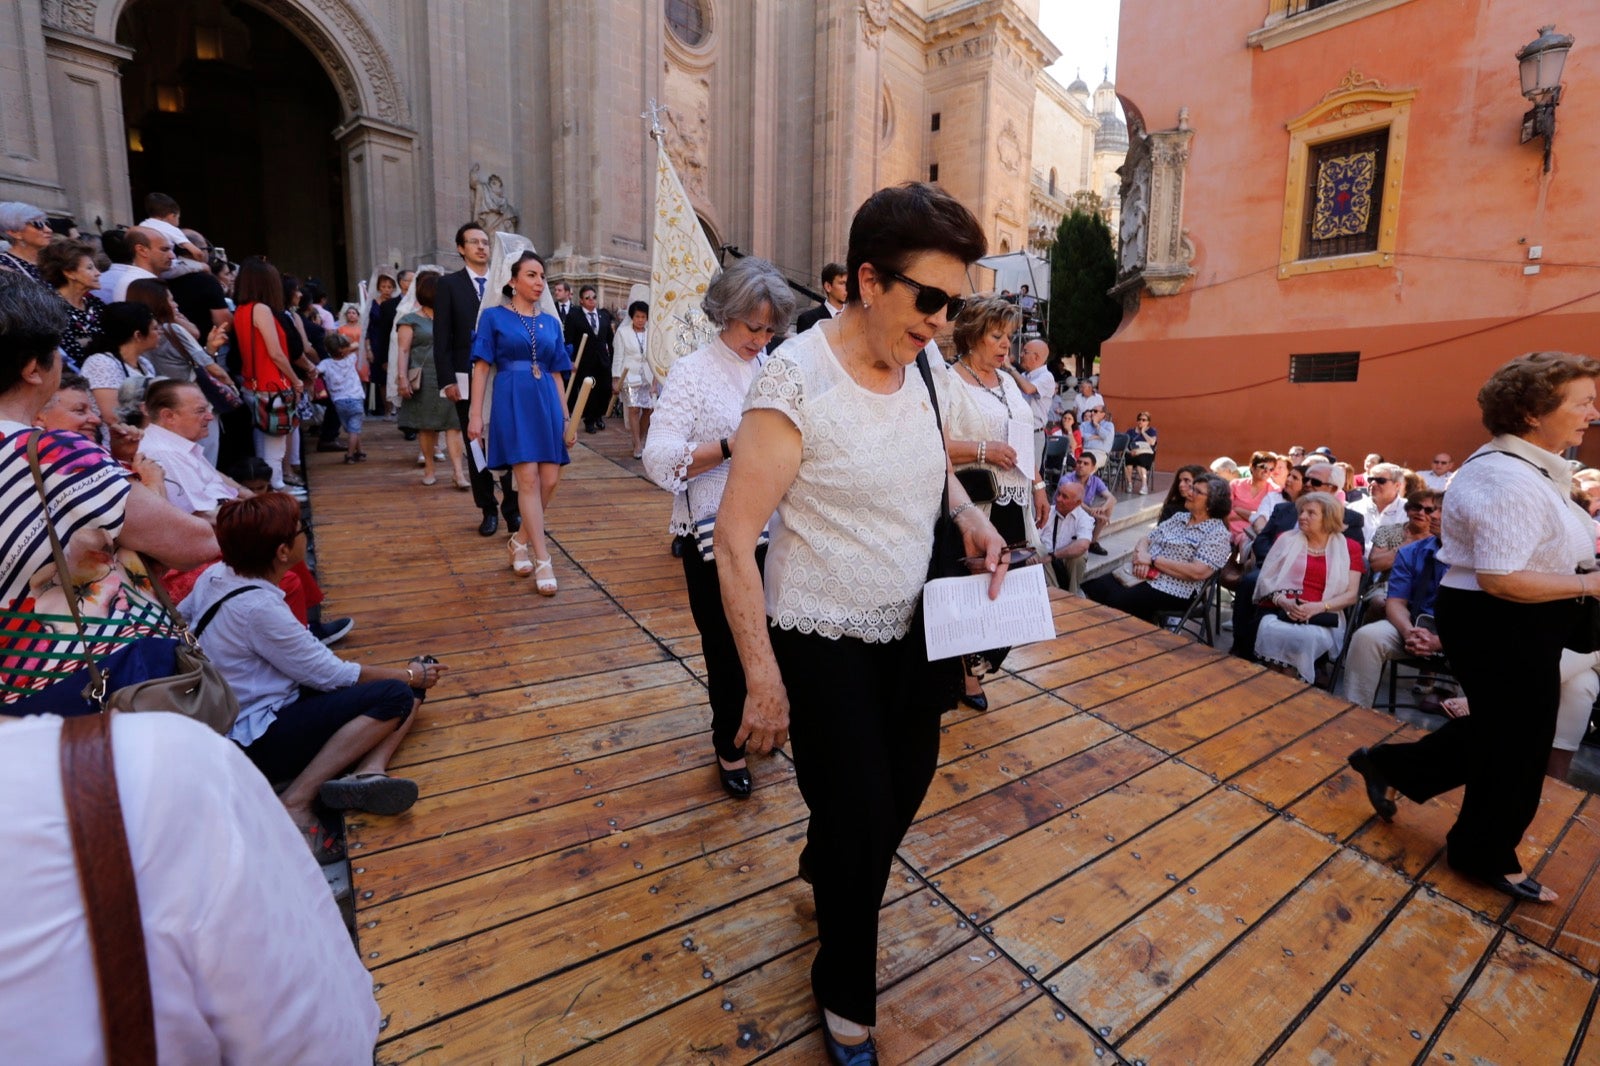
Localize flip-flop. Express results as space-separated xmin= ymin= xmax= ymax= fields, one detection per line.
xmin=298 ymin=820 xmax=345 ymax=865
xmin=318 ymin=772 xmax=419 ymax=815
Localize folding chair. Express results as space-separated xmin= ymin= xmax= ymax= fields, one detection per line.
xmin=1158 ymin=572 xmax=1221 ymax=646
xmin=1040 ymin=435 xmax=1073 ymax=490
xmin=1322 ymin=573 xmax=1376 ymax=693
xmin=1374 ymin=654 xmax=1455 ymax=713
xmin=1101 ymin=433 xmax=1130 ymax=493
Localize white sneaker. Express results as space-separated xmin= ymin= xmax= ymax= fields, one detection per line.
xmin=434 ymin=448 xmax=446 ymax=461
xmin=416 ymin=454 xmax=426 ymax=466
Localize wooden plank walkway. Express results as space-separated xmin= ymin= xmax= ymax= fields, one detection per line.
xmin=306 ymin=425 xmax=1600 ymax=1064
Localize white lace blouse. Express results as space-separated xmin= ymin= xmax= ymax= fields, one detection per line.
xmin=946 ymin=359 xmax=1035 ymax=509
xmin=641 ymin=337 xmax=764 ymax=536
xmin=746 ymin=328 xmax=951 ymax=643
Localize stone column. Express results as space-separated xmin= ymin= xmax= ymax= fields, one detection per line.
xmin=337 ymin=117 xmax=421 ymax=278
xmin=811 ymin=0 xmax=881 ymax=268
xmin=40 ymin=25 xmax=134 ymax=227
xmin=1141 ymin=112 xmax=1195 ymax=297
xmin=0 ymin=0 xmax=69 ymax=211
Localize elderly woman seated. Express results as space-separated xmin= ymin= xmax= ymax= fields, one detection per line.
xmin=1252 ymin=491 xmax=1366 ymax=682
xmin=1082 ymin=473 xmax=1232 ymax=621
xmin=181 ymin=493 xmax=447 ymax=862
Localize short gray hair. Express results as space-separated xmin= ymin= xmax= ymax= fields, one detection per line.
xmin=0 ymin=202 xmax=45 ymax=236
xmin=701 ymin=256 xmax=796 ymax=331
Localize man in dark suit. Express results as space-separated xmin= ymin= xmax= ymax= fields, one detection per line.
xmin=794 ymin=262 xmax=847 ymax=334
xmin=433 ymin=222 xmax=519 ymax=537
xmin=552 ymin=281 xmax=574 ymax=322
xmin=563 ymin=284 xmax=614 ymax=433
xmin=1230 ymin=461 xmax=1365 ymax=662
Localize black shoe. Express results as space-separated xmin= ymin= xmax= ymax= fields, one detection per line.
xmin=718 ymin=761 xmax=753 ymax=799
xmin=594 ymin=418 xmax=606 ymax=431
xmin=505 ymin=514 xmax=522 ymax=534
xmin=478 ymin=513 xmax=500 ymax=536
xmin=401 ymin=429 xmax=418 ymax=441
xmin=797 ymin=847 xmax=814 ymax=884
xmin=958 ymin=689 xmax=989 ymax=712
xmin=1088 ymin=541 xmax=1109 ymax=555
xmin=310 ymin=616 xmax=354 ymax=646
xmin=1346 ymin=747 xmax=1397 ymax=822
xmin=1458 ymin=869 xmax=1556 ymax=904
xmin=583 ymin=420 xmax=599 ymax=434
xmin=821 ymin=1025 xmax=878 ymax=1066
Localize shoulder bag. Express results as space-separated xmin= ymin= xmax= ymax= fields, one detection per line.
xmin=6 ymin=433 xmax=241 ymax=732
xmin=907 ymin=351 xmax=970 ymax=712
xmin=236 ymin=307 xmax=299 ymax=437
xmin=61 ymin=711 xmax=158 ymax=1066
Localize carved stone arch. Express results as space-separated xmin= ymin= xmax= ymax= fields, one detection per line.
xmin=81 ymin=0 xmax=411 ymax=127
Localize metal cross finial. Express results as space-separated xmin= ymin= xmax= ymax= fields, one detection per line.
xmin=642 ymin=99 xmax=670 ymax=141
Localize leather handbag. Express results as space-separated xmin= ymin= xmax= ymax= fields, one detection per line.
xmin=61 ymin=711 xmax=158 ymax=1066
xmin=251 ymin=387 xmax=299 ymax=436
xmin=955 ymin=466 xmax=999 ymax=505
xmin=15 ymin=432 xmax=241 ymax=733
xmin=1217 ymin=545 xmax=1247 ymax=591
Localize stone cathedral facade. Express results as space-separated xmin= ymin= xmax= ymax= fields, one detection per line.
xmin=3 ymin=0 xmax=1118 ymax=301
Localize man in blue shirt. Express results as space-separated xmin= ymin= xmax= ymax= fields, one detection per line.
xmin=1079 ymin=404 xmax=1115 ymax=455
xmin=1340 ymin=507 xmax=1445 ymax=707
xmin=1062 ymin=452 xmax=1115 ymax=555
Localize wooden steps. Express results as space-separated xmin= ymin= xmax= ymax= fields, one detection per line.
xmin=304 ymin=421 xmax=1600 ymax=1064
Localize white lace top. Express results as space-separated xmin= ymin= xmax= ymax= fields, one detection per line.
xmin=746 ymin=327 xmax=950 ymax=643
xmin=641 ymin=337 xmax=764 ymax=536
xmin=946 ymin=359 xmax=1035 ymax=509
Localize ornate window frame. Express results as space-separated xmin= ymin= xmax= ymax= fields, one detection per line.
xmin=1247 ymin=0 xmax=1418 ymax=51
xmin=1278 ymin=74 xmax=1415 ymax=278
xmin=664 ymin=0 xmax=715 ymax=67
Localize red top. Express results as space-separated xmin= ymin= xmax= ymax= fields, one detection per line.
xmin=234 ymin=303 xmax=292 ymax=391
xmin=1301 ymin=537 xmax=1366 ymax=601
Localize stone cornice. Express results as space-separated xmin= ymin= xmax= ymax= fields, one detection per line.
xmin=1247 ymin=0 xmax=1418 ymax=51
xmin=924 ymin=0 xmax=1060 ymax=69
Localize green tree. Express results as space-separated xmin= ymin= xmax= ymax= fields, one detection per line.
xmin=1048 ymin=208 xmax=1122 ymax=380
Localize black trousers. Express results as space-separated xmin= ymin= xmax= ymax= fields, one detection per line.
xmin=1368 ymin=587 xmax=1572 ymax=877
xmin=679 ymin=537 xmax=765 ymax=763
xmin=1082 ymin=573 xmax=1189 ymax=622
xmin=453 ymin=398 xmax=519 ymax=519
xmin=771 ymin=624 xmax=942 ymax=1027
xmin=1230 ymin=569 xmax=1263 ymax=660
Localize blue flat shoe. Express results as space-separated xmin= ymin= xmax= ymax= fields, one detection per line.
xmin=821 ymin=1026 xmax=877 ymax=1066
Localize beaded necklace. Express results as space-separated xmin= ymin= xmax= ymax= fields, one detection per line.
xmin=959 ymin=358 xmax=1012 ymax=416
xmin=512 ymin=307 xmax=543 ymax=379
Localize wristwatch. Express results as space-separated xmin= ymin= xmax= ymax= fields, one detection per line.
xmin=1032 ymin=480 xmax=1046 ymax=491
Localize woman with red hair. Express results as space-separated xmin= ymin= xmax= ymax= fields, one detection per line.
xmin=180 ymin=492 xmax=447 ymax=862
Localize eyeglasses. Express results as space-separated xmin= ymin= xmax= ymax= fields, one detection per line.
xmin=298 ymin=521 xmax=312 ymax=537
xmin=1302 ymin=476 xmax=1330 ymax=489
xmin=884 ymin=270 xmax=966 ymax=320
xmin=1432 ymin=460 xmax=1450 ymax=465
xmin=1406 ymin=505 xmax=1439 ymax=514
xmin=1368 ymin=476 xmax=1393 ymax=486
xmin=737 ymin=319 xmax=777 ymax=337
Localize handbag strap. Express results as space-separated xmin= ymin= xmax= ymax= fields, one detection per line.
xmin=60 ymin=712 xmax=158 ymax=1066
xmin=913 ymin=350 xmax=953 ymax=520
xmin=191 ymin=585 xmax=258 ymax=637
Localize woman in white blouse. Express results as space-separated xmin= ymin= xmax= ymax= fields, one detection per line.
xmin=715 ymin=184 xmax=1005 ymax=1064
xmin=642 ymin=259 xmax=794 ymax=801
xmin=1350 ymin=352 xmax=1600 ymax=906
xmin=944 ymin=295 xmax=1045 ymax=711
xmin=612 ymin=300 xmax=656 ymax=459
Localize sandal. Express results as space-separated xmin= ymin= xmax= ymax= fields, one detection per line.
xmin=298 ymin=819 xmax=345 ymax=865
xmin=318 ymin=772 xmax=419 ymax=815
xmin=534 ymin=556 xmax=557 ymax=596
xmin=508 ymin=534 xmax=533 ymax=576
xmin=421 ymin=474 xmax=437 ymax=486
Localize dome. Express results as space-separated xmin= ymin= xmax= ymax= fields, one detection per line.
xmin=1067 ymin=70 xmax=1089 ymax=95
xmin=1095 ymin=113 xmax=1128 ymax=153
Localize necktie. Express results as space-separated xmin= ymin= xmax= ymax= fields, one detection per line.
xmin=474 ymin=275 xmax=485 ymax=300
xmin=588 ymin=312 xmax=598 ymax=333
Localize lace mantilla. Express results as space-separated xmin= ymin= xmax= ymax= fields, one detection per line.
xmin=640 ymin=339 xmax=763 ymax=536
xmin=747 ymin=330 xmax=949 ymax=643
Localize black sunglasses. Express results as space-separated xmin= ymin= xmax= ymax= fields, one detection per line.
xmin=884 ymin=270 xmax=966 ymax=320
xmin=1303 ymin=476 xmax=1330 ymax=489
xmin=1368 ymin=476 xmax=1393 ymax=486
xmin=1406 ymin=505 xmax=1439 ymax=514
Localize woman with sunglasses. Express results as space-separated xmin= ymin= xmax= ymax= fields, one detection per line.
xmin=0 ymin=202 xmax=52 ymax=285
xmin=944 ymin=295 xmax=1042 ymax=711
xmin=1126 ymin=411 xmax=1158 ymax=495
xmin=1228 ymin=450 xmax=1276 ymax=546
xmin=716 ymin=183 xmax=1003 ymax=1064
xmin=1369 ymin=489 xmax=1438 ymax=574
xmin=1349 ymin=353 xmax=1600 ymax=905
xmin=642 ymin=256 xmax=795 ymax=799
xmin=1083 ymin=473 xmax=1232 ymax=621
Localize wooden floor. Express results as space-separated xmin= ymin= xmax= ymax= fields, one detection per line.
xmin=309 ymin=425 xmax=1600 ymax=1065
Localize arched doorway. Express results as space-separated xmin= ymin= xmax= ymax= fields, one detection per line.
xmin=117 ymin=0 xmax=347 ymax=295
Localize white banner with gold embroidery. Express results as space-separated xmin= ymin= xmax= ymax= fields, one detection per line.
xmin=647 ymin=133 xmax=719 ymax=381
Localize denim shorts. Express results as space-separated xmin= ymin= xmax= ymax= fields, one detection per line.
xmin=334 ymin=398 xmax=365 ymax=434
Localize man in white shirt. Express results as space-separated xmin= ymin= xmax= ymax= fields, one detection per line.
xmin=1349 ymin=461 xmax=1407 ymax=551
xmin=1016 ymin=338 xmax=1056 ymax=469
xmin=1072 ymin=378 xmax=1103 ymax=419
xmin=110 ymin=226 xmax=174 ymax=301
xmin=138 ymin=380 xmax=247 ymax=518
xmin=1039 ymin=478 xmax=1094 ymax=591
xmin=1420 ymin=452 xmax=1454 ymax=491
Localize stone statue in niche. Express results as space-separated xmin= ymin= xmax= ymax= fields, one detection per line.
xmin=1118 ymin=156 xmax=1150 ymax=274
xmin=470 ymin=163 xmax=520 ymax=234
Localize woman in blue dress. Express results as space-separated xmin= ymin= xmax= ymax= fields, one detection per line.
xmin=467 ymin=251 xmax=572 ymax=594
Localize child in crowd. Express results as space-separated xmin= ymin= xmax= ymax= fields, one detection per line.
xmin=319 ymin=332 xmax=367 ymax=463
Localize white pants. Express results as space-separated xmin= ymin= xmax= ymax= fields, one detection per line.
xmin=1342 ymin=620 xmax=1597 ymax=749
xmin=253 ymin=428 xmax=289 ymax=489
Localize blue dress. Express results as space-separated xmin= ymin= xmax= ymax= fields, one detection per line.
xmin=471 ymin=306 xmax=573 ymax=469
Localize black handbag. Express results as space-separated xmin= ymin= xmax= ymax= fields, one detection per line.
xmin=906 ymin=352 xmax=971 ymax=712
xmin=955 ymin=467 xmax=999 ymax=505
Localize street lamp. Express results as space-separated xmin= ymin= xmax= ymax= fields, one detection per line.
xmin=1517 ymin=24 xmax=1574 ymax=172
